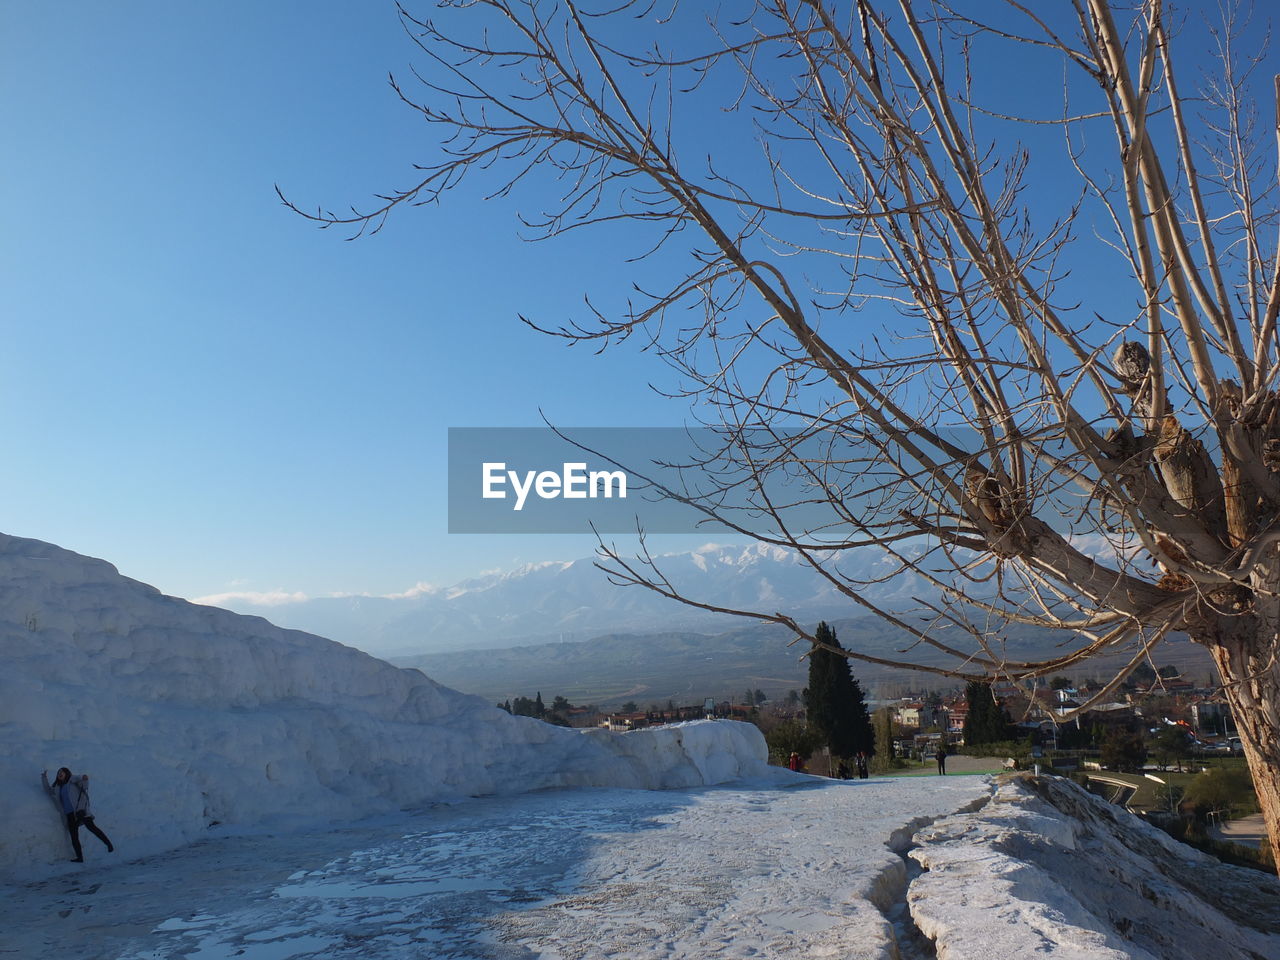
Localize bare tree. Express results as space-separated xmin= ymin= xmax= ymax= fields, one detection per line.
xmin=285 ymin=0 xmax=1280 ymax=865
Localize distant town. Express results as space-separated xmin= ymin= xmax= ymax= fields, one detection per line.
xmin=500 ymin=662 xmax=1237 ymax=758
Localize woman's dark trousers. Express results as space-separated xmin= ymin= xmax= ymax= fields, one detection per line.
xmin=66 ymin=812 xmax=112 ymax=858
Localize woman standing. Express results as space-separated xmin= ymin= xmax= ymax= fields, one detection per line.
xmin=41 ymin=767 xmax=114 ymax=862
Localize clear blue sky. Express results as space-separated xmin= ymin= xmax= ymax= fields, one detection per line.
xmin=0 ymin=0 xmax=722 ymax=601
xmin=1 ymin=2 xmax=1259 ymax=603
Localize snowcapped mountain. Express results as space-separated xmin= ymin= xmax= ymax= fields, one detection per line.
xmin=0 ymin=533 xmax=770 ymax=883
xmin=209 ymin=542 xmax=940 ymax=657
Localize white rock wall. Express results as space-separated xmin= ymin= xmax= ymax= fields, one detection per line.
xmin=0 ymin=533 xmax=769 ymax=883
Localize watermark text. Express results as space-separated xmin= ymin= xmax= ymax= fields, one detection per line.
xmin=482 ymin=462 xmax=628 ymax=511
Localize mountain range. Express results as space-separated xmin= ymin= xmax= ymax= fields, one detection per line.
xmin=207 ymin=540 xmax=1216 ymax=706
xmin=209 ymin=542 xmax=938 ymax=657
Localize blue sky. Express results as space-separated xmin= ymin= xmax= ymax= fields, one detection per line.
xmin=3 ymin=2 xmax=1268 ymax=603
xmin=1 ymin=1 xmax=733 ymax=600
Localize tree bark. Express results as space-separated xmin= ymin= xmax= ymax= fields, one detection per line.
xmin=1205 ymin=621 xmax=1280 ymax=869
xmin=1153 ymin=416 xmax=1228 ymax=543
xmin=1221 ymin=455 xmax=1260 ymax=549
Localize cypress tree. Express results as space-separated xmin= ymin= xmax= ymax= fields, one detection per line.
xmin=962 ymin=680 xmax=1012 ymax=745
xmin=874 ymin=706 xmax=896 ymax=770
xmin=962 ymin=680 xmax=984 ymax=744
xmin=807 ymin=622 xmax=875 ymax=758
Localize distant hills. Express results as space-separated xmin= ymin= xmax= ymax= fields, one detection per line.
xmin=389 ymin=617 xmax=1217 ymax=708
xmin=210 ymin=542 xmax=938 ymax=657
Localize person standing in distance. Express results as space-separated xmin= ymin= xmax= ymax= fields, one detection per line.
xmin=42 ymin=767 xmax=114 ymax=862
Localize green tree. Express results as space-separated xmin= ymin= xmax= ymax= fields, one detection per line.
xmin=1125 ymin=663 xmax=1157 ymax=691
xmin=1154 ymin=783 xmax=1185 ymax=815
xmin=807 ymin=622 xmax=874 ymax=759
xmin=765 ymin=720 xmax=821 ymax=766
xmin=1183 ymin=768 xmax=1258 ymax=822
xmin=962 ymin=681 xmax=1013 ymax=746
xmin=1100 ymin=730 xmax=1148 ymax=773
xmin=544 ymin=695 xmax=574 ymax=727
xmin=1049 ymin=676 xmax=1072 ymax=691
xmin=787 ymin=690 xmax=800 ymax=706
xmin=1152 ymin=725 xmax=1194 ymax=772
xmin=870 ymin=707 xmax=898 ymax=774
xmin=621 ymin=701 xmax=638 ymax=714
xmin=511 ymin=694 xmax=568 ymax=725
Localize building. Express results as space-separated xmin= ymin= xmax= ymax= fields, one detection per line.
xmin=1190 ymin=699 xmax=1234 ymax=736
xmin=946 ymin=701 xmax=969 ymax=738
xmin=894 ymin=701 xmax=923 ymax=727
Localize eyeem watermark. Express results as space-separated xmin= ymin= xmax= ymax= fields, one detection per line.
xmin=482 ymin=462 xmax=627 ymax=511
xmin=449 ymin=427 xmax=689 ymax=533
xmin=447 ymin=425 xmax=890 ymax=534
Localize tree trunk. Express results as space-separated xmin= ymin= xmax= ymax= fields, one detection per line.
xmin=1206 ymin=624 xmax=1280 ymax=873
xmin=1154 ymin=416 xmax=1228 ymax=540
